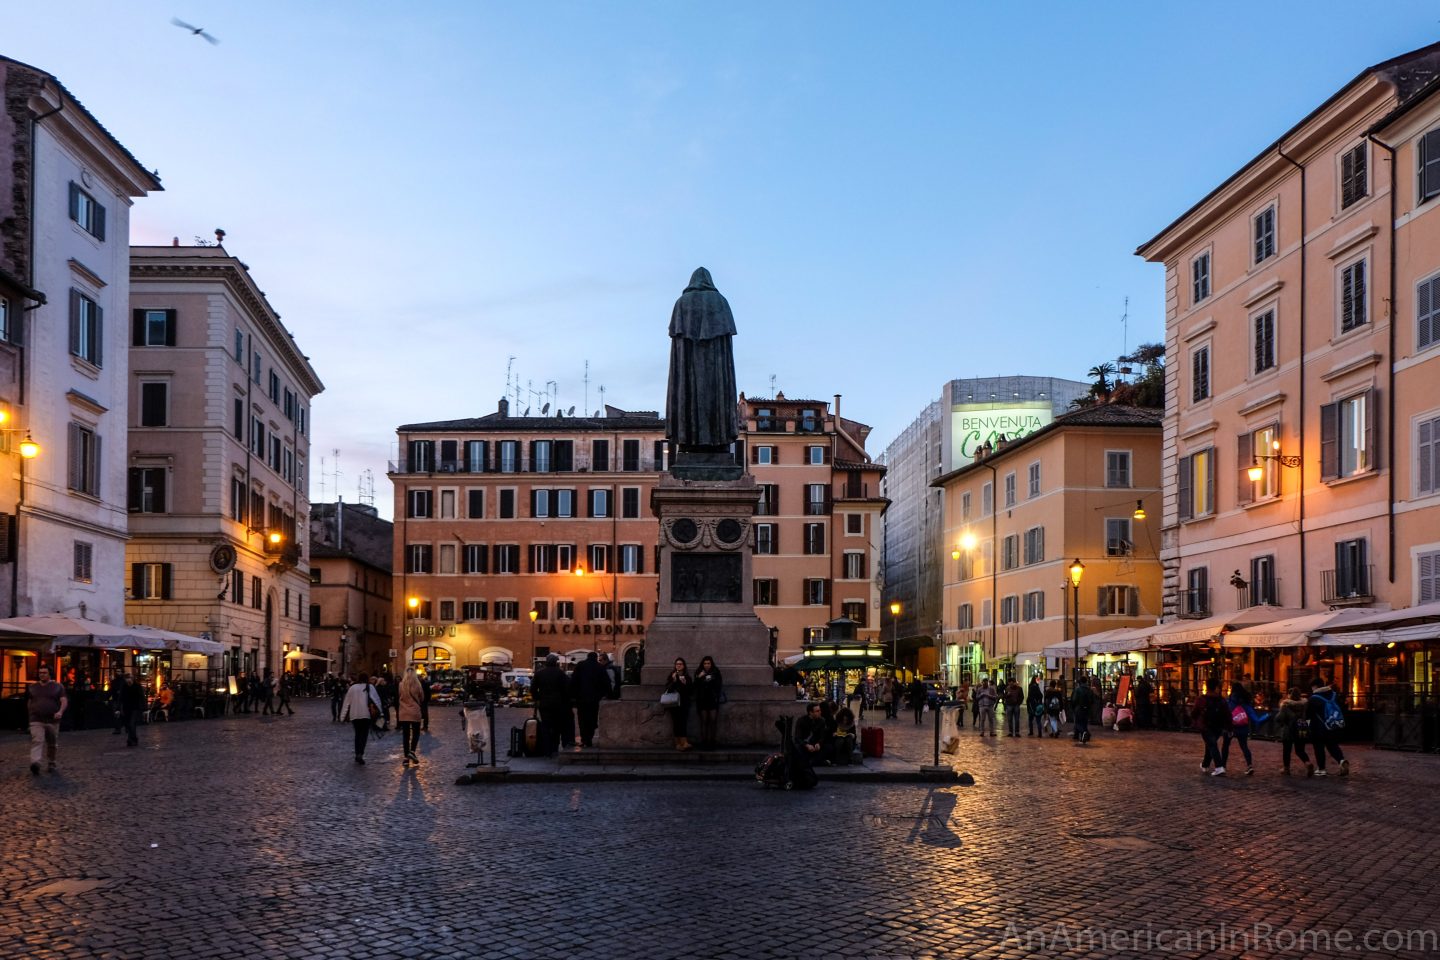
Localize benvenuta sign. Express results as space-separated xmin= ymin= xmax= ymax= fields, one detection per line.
xmin=950 ymin=403 xmax=1053 ymax=467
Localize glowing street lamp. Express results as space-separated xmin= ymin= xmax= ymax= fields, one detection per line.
xmin=1068 ymin=559 xmax=1085 ymax=681
xmin=889 ymin=600 xmax=902 ymax=678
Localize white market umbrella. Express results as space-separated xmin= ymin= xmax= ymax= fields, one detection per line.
xmin=0 ymin=614 xmax=166 ymax=650
xmin=128 ymin=625 xmax=225 ymax=654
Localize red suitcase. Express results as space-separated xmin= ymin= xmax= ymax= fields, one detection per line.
xmin=861 ymin=726 xmax=884 ymax=758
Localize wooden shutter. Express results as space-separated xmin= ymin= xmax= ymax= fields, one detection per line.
xmin=152 ymin=469 xmax=166 ymax=513
xmin=93 ymin=202 xmax=105 ymax=241
xmin=1422 ymin=130 xmax=1440 ymax=203
xmin=530 ymin=489 xmax=540 ymax=517
xmin=69 ymin=289 xmax=81 ymax=356
xmin=165 ymin=308 xmax=177 ymax=346
xmin=1319 ymin=402 xmax=1339 ymax=480
xmin=132 ymin=563 xmax=145 ymax=599
xmin=468 ymin=489 xmax=484 ymax=518
xmin=1203 ymin=448 xmax=1214 ymax=517
xmin=1421 ymin=418 xmax=1437 ymax=495
xmin=68 ymin=182 xmax=80 ymax=221
xmin=133 ymin=308 xmax=146 ymax=346
xmin=1236 ymin=435 xmax=1253 ymax=505
xmin=1177 ymin=454 xmax=1193 ymax=521
xmin=127 ymin=469 xmax=142 ymax=512
xmin=1365 ymin=388 xmax=1379 ymax=471
xmin=555 ymin=440 xmax=573 ymax=472
xmin=161 ymin=563 xmax=173 ymax=600
xmin=1127 ymin=587 xmax=1139 ymax=617
xmin=751 ymin=443 xmax=760 ymax=463
xmin=1420 ymin=276 xmax=1440 ymax=351
xmin=1421 ymin=552 xmax=1438 ymax=604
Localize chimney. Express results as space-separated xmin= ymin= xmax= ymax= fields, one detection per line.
xmin=172 ymin=237 xmax=179 ymax=246
xmin=833 ymin=394 xmax=841 ymax=421
xmin=498 ymin=397 xmax=509 ymax=417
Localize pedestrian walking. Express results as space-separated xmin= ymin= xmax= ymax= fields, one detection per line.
xmin=571 ymin=651 xmax=613 ymax=749
xmin=692 ymin=655 xmax=723 ymax=750
xmin=1276 ymin=687 xmax=1315 ymax=776
xmin=275 ymin=674 xmax=294 ymax=716
xmin=532 ymin=654 xmax=573 ymax=755
xmin=1221 ymin=678 xmax=1257 ymax=775
xmin=1026 ymin=676 xmax=1044 ymax=736
xmin=970 ymin=681 xmax=982 ymax=729
xmin=1192 ymin=679 xmax=1231 ymax=775
xmin=976 ymin=679 xmax=997 ymax=737
xmin=1070 ymin=677 xmax=1095 ymax=743
xmin=329 ymin=675 xmax=345 ymax=723
xmin=110 ymin=676 xmax=126 ymax=735
xmin=1003 ymin=679 xmax=1024 ymax=737
xmin=339 ymin=672 xmax=382 ymax=764
xmin=418 ymin=671 xmax=431 ymax=732
xmin=908 ymin=676 xmax=926 ymax=725
xmin=27 ymin=665 xmax=67 ymax=775
xmin=890 ymin=675 xmax=904 ymax=720
xmin=397 ymin=668 xmax=424 ymax=765
xmin=664 ymin=657 xmax=694 ymax=751
xmin=118 ymin=673 xmax=143 ymax=747
xmin=1134 ymin=674 xmax=1154 ymax=729
xmin=598 ymin=652 xmax=622 ymax=700
xmin=1307 ymin=678 xmax=1350 ymax=777
xmin=1043 ymin=682 xmax=1063 ymax=737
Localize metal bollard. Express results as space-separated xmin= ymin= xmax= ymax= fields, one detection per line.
xmin=487 ymin=697 xmax=497 ymax=767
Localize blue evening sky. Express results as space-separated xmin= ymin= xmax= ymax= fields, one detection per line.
xmin=6 ymin=1 xmax=1438 ymax=516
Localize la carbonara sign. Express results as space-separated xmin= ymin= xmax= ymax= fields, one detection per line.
xmin=950 ymin=402 xmax=1052 ymax=468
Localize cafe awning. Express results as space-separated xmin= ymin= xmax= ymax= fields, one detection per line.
xmin=1311 ymin=602 xmax=1440 ymax=646
xmin=1082 ymin=626 xmax=1155 ymax=654
xmin=129 ymin=625 xmax=225 ymax=654
xmin=1224 ymin=608 xmax=1384 ymax=648
xmin=284 ymin=650 xmax=329 ymax=661
xmin=0 ymin=614 xmax=167 ymax=650
xmin=1148 ymin=607 xmax=1311 ymax=647
xmin=791 ymin=643 xmax=889 ymax=671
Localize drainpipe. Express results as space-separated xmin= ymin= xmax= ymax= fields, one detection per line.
xmin=1366 ymin=133 xmax=1398 ymax=588
xmin=978 ymin=457 xmax=999 ymax=659
xmin=1277 ymin=147 xmax=1307 ymax=609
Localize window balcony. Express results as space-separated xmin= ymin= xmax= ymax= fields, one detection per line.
xmin=1177 ymin=588 xmax=1211 ymax=619
xmin=1323 ymin=566 xmax=1374 ymax=606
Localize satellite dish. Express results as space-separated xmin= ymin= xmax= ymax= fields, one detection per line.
xmin=567 ymin=406 xmax=575 ymax=415
xmin=541 ymin=403 xmax=550 ymax=415
xmin=593 ymin=409 xmax=601 ymax=417
xmin=523 ymin=407 xmax=530 ymax=416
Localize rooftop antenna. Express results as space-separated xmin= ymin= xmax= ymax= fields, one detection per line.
xmin=599 ymin=384 xmax=606 ymax=412
xmin=323 ymin=448 xmax=343 ymax=504
xmin=583 ymin=360 xmax=590 ymax=417
xmin=769 ymin=374 xmax=777 ymax=396
xmin=1118 ymin=296 xmax=1132 ymax=379
xmin=357 ymin=469 xmax=375 ymax=508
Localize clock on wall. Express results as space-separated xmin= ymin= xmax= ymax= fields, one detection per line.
xmin=209 ymin=543 xmax=238 ymax=574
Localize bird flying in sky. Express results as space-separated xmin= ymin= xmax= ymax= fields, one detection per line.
xmin=171 ymin=17 xmax=219 ymax=44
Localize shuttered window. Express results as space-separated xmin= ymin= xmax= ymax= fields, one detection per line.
xmin=1320 ymin=390 xmax=1377 ymax=481
xmin=1253 ymin=309 xmax=1275 ymax=373
xmin=1177 ymin=448 xmax=1214 ymax=521
xmin=132 ymin=562 xmax=173 ymax=600
xmin=67 ymin=423 xmax=101 ymax=496
xmin=1191 ymin=252 xmax=1210 ymax=303
xmin=140 ymin=382 xmax=168 ymax=427
xmin=1420 ymin=551 xmax=1440 ymax=604
xmin=1418 ymin=274 xmax=1440 ymax=352
xmin=1341 ymin=144 xmax=1367 ymax=209
xmin=68 ymin=181 xmax=106 ymax=239
xmin=1191 ymin=346 xmax=1210 ymax=402
xmin=1341 ymin=260 xmax=1367 ymax=332
xmin=127 ymin=467 xmax=167 ymax=513
xmin=132 ymin=308 xmax=176 ymax=346
xmin=69 ymin=289 xmax=102 ymax=366
xmin=467 ymin=489 xmax=484 ymax=518
xmin=1420 ymin=128 xmax=1440 ymax=204
xmin=1418 ymin=414 xmax=1440 ymax=496
xmin=1253 ymin=206 xmax=1275 ymax=262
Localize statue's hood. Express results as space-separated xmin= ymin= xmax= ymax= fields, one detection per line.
xmin=684 ymin=267 xmax=717 ymax=294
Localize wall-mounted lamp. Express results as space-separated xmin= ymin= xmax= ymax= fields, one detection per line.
xmin=1132 ymin=499 xmax=1146 ymax=521
xmin=18 ymin=434 xmax=39 ymax=459
xmin=1247 ymin=440 xmax=1302 ymax=482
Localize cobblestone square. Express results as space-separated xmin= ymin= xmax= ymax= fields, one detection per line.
xmin=2 ymin=702 xmax=1439 ymax=959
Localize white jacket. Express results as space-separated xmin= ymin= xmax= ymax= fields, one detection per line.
xmin=340 ymin=682 xmax=382 ymax=722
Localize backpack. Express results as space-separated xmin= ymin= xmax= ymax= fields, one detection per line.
xmin=1045 ymin=695 xmax=1061 ymax=716
xmin=1203 ymin=695 xmax=1230 ymax=729
xmin=1230 ymin=705 xmax=1249 ymax=727
xmin=1319 ymin=692 xmax=1345 ymax=731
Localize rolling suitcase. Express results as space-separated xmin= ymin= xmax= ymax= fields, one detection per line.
xmin=861 ymin=725 xmax=884 ymax=758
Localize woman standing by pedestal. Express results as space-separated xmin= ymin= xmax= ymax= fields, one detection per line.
xmin=665 ymin=658 xmax=694 ymax=751
xmin=693 ymin=656 xmax=724 ymax=750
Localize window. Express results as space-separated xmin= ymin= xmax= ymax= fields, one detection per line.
xmin=957 ymin=603 xmax=973 ymax=630
xmin=756 ymin=484 xmax=779 ymax=516
xmin=961 ymin=491 xmax=971 ymax=520
xmin=555 ymin=601 xmax=574 ymax=621
xmin=268 ymin=370 xmax=280 ymax=404
xmin=494 ymin=544 xmax=520 ymax=574
xmin=462 ymin=600 xmax=487 ymax=621
xmin=1418 ymin=273 xmax=1440 ymax=352
xmin=807 ymin=445 xmax=824 ymax=465
xmin=1023 ymin=590 xmax=1045 ymax=622
xmin=843 ymin=552 xmax=865 ymax=579
xmin=249 ymin=416 xmax=265 ymax=457
xmin=755 ymin=524 xmax=777 ymax=555
xmin=588 ymin=544 xmax=609 ymax=573
xmin=438 ymin=544 xmax=456 ymax=574
xmin=467 ymin=489 xmax=484 ymax=518
xmin=621 ymin=487 xmax=640 ymax=518
xmin=1023 ymin=526 xmax=1044 ymax=565
xmin=845 ymin=513 xmax=863 ymax=535
xmin=133 ymin=308 xmax=175 ymax=347
xmin=531 ymin=440 xmax=552 ymax=473
xmin=438 ymin=600 xmax=455 ymax=622
xmin=754 ymin=445 xmax=774 ymax=465
xmin=530 ymin=600 xmax=549 ymax=621
xmin=1340 ymin=259 xmax=1367 ymax=332
xmin=981 ymin=482 xmax=993 ymax=516
xmin=1105 ymin=451 xmax=1131 ymax=488
xmin=591 ymin=438 xmax=609 ymax=470
xmin=464 ymin=440 xmax=488 ymax=473
xmin=1003 ymin=473 xmax=1016 ymax=508
xmin=407 ymin=489 xmax=433 ymax=519
xmin=531 ymin=489 xmax=550 ymax=518
xmin=283 ymin=388 xmax=296 ymax=421
xmin=1320 ymin=390 xmax=1376 ymax=480
xmin=529 ymin=544 xmax=558 ymax=573
xmin=1027 ymin=462 xmax=1041 ymax=498
xmin=1420 ymin=127 xmax=1440 ymax=204
xmin=619 ymin=601 xmax=642 ymax=621
xmin=230 ymin=568 xmax=244 ymax=605
xmin=754 ymin=579 xmax=777 ymax=605
xmin=498 ymin=441 xmax=518 ymax=473
xmin=1177 ymin=448 xmax=1215 ymax=521
xmin=1333 ymin=538 xmax=1370 ymax=599
xmin=588 ymin=488 xmax=610 ymax=518
xmin=234 ymin=329 xmax=244 ymax=362
xmin=462 ymin=544 xmax=487 ymax=574
xmin=804 ymin=578 xmax=828 ymax=605
xmin=618 ymin=544 xmax=643 ymax=574
xmin=805 ymin=483 xmax=828 ymax=515
xmin=68 ymin=181 xmax=106 ymax=239
xmin=803 ymin=523 xmax=825 ymax=555
xmin=67 ymin=423 xmax=101 ymax=496
xmin=127 ymin=467 xmax=167 ymax=513
xmin=494 ymin=601 xmax=519 ymax=621
xmin=622 ymin=439 xmax=641 ymax=471
xmin=132 ymin=381 xmax=167 ymax=428
xmin=841 ymin=601 xmax=866 ymax=626
xmin=1191 ymin=345 xmax=1211 ymax=403
xmin=230 ymin=477 xmax=246 ymax=522
xmin=1184 ymin=567 xmax=1210 ymax=616
xmin=73 ymin=541 xmax=93 ymax=583
xmin=587 ymin=601 xmax=611 ymax=621
xmin=1105 ymin=517 xmax=1132 ymax=557
xmin=1000 ymin=595 xmax=1019 ymax=625
xmin=800 ymin=409 xmax=820 ymax=433
xmin=1097 ymin=585 xmax=1139 ymax=617
xmin=1419 ymin=413 xmax=1440 ymax=496
xmin=1253 ymin=205 xmax=1276 ymax=263
xmin=1240 ymin=424 xmax=1280 ymax=502
xmin=406 ymin=544 xmax=433 ymax=574
xmin=1341 ymin=143 xmax=1368 ymax=209
xmin=69 ymin=289 xmax=102 ymax=365
xmin=1192 ymin=251 xmax=1211 ymax=303
xmin=1253 ymin=308 xmax=1276 ymax=374
xmin=980 ymin=598 xmax=992 ymax=628
xmin=407 ymin=440 xmax=434 ymax=473
xmin=1419 ymin=550 xmax=1440 ymax=604
xmin=1250 ymin=555 xmax=1278 ymax=606
xmin=498 ymin=489 xmax=516 ymax=519
xmin=1001 ymin=534 xmax=1018 ymax=571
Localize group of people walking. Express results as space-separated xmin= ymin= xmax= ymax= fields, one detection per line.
xmin=338 ymin=668 xmax=430 ymax=765
xmin=1193 ymin=676 xmax=1350 ymax=777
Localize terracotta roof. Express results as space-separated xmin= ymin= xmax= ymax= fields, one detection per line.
xmin=834 ymin=457 xmax=884 ymax=472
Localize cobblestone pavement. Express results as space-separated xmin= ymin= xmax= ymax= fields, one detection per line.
xmin=2 ymin=700 xmax=1440 ymax=960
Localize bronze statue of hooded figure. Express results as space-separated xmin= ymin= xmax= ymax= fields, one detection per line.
xmin=666 ymin=268 xmax=739 ymax=452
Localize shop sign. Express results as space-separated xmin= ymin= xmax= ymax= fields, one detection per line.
xmin=181 ymin=653 xmax=208 ymax=670
xmin=537 ymin=623 xmax=647 ymax=637
xmin=404 ymin=625 xmax=457 ymax=638
xmin=949 ymin=401 xmax=1052 ymax=468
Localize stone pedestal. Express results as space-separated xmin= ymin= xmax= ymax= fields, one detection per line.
xmin=600 ymin=470 xmax=800 ymax=748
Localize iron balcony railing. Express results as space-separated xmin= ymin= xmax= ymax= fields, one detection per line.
xmin=1322 ymin=565 xmax=1374 ymax=605
xmin=1177 ymin=587 xmax=1211 ymax=619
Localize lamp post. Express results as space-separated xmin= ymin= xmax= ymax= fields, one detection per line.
xmin=1068 ymin=558 xmax=1085 ymax=684
xmin=889 ymin=600 xmax=902 ymax=679
xmin=529 ymin=607 xmax=539 ymax=664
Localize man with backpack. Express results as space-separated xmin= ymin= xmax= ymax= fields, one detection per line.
xmin=1307 ymin=677 xmax=1350 ymax=777
xmin=1192 ymin=679 xmax=1232 ymax=775
xmin=1044 ymin=682 xmax=1064 ymax=737
xmin=1070 ymin=676 xmax=1096 ymax=742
